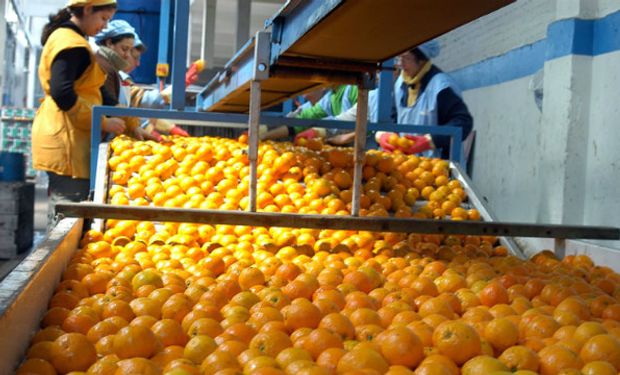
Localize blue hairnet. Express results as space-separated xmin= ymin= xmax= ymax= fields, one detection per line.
xmin=418 ymin=40 xmax=441 ymax=59
xmin=133 ymin=32 xmax=147 ymax=51
xmin=94 ymin=19 xmax=136 ymax=45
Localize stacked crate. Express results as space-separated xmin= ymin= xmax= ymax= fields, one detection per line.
xmin=0 ymin=108 xmax=36 ymax=179
xmin=0 ymin=182 xmax=34 ymax=258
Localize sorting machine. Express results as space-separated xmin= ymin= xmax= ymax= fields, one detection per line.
xmin=1 ymin=0 xmax=618 ymax=372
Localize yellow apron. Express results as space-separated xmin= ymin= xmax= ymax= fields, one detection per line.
xmin=32 ymin=27 xmax=106 ymax=179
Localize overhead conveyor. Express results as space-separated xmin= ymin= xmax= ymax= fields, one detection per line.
xmin=197 ymin=0 xmax=515 ymax=113
xmin=82 ymin=0 xmax=617 ymax=260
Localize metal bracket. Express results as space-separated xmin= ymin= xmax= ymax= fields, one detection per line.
xmin=253 ymin=31 xmax=271 ymax=81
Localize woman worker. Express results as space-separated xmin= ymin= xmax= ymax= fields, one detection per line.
xmin=380 ymin=41 xmax=473 ymax=159
xmin=32 ymin=0 xmax=127 ymax=230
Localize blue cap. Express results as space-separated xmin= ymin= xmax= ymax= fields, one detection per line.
xmin=133 ymin=32 xmax=147 ymax=52
xmin=94 ymin=19 xmax=136 ymax=45
xmin=418 ymin=40 xmax=441 ymax=59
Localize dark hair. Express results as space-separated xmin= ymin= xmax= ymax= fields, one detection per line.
xmin=407 ymin=47 xmax=429 ymax=62
xmin=96 ymin=33 xmax=135 ymax=46
xmin=41 ymin=4 xmax=117 ymax=46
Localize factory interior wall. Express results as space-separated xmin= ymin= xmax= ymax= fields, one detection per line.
xmin=584 ymin=50 xmax=620 ymax=248
xmin=437 ymin=0 xmax=620 ymax=251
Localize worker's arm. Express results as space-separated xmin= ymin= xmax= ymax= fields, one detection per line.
xmin=434 ymin=87 xmax=473 ymax=159
xmin=296 ymin=95 xmax=330 ymax=120
xmin=49 ymin=48 xmax=90 ymax=111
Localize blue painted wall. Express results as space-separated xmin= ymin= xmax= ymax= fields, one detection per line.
xmin=450 ymin=10 xmax=620 ymax=91
xmin=115 ymin=0 xmax=162 ymax=84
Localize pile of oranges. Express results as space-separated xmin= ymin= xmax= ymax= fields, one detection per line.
xmin=16 ymin=136 xmax=620 ymax=375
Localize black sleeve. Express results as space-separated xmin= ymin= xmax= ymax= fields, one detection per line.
xmin=101 ymin=86 xmax=118 ymax=106
xmin=49 ymin=48 xmax=91 ymax=111
xmin=434 ymin=87 xmax=473 ymax=159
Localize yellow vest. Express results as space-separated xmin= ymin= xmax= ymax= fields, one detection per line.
xmin=32 ymin=27 xmax=106 ymax=179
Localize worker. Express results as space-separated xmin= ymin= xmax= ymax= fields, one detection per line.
xmin=32 ymin=0 xmax=125 ymax=230
xmin=260 ymin=85 xmax=358 ymax=141
xmin=93 ymin=19 xmax=136 ymax=103
xmin=93 ymin=19 xmax=153 ymax=141
xmin=380 ymin=40 xmax=473 ymax=159
xmin=118 ymin=32 xmax=190 ymax=138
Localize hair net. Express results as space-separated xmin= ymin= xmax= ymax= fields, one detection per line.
xmin=94 ymin=19 xmax=136 ymax=44
xmin=68 ymin=0 xmax=116 ymax=7
xmin=418 ymin=40 xmax=441 ymax=59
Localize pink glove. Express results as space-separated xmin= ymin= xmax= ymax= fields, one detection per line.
xmin=150 ymin=129 xmax=163 ymax=142
xmin=402 ymin=134 xmax=432 ymax=154
xmin=170 ymin=125 xmax=189 ymax=137
xmin=295 ymin=128 xmax=320 ymax=141
xmin=378 ymin=132 xmax=396 ymax=152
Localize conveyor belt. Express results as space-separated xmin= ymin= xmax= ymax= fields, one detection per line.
xmin=198 ymin=0 xmax=514 ymax=113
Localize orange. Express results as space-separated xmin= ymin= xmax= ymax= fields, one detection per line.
xmin=51 ymin=333 xmax=97 ymax=373
xmin=16 ymin=359 xmax=57 ymax=375
xmin=581 ymin=360 xmax=617 ymax=375
xmin=376 ymin=326 xmax=424 ymax=367
xmin=187 ymin=318 xmax=223 ymax=338
xmin=461 ymin=355 xmax=509 ymax=375
xmin=151 ymin=345 xmax=185 ymax=367
xmin=479 ymin=282 xmax=509 ymax=307
xmin=200 ymin=350 xmax=242 ymax=374
xmin=302 ymin=328 xmax=343 ymax=359
xmin=336 ymin=346 xmax=389 ymax=373
xmin=151 ymin=319 xmax=189 ymax=347
xmin=184 ymin=335 xmax=217 ymax=364
xmin=249 ymin=330 xmax=293 ymax=357
xmin=319 ymin=313 xmax=356 ymax=341
xmin=538 ymin=344 xmax=583 ymax=375
xmin=484 ymin=317 xmax=519 ymax=352
xmin=114 ymin=358 xmax=161 ymax=375
xmin=432 ymin=320 xmax=481 ymax=365
xmin=316 ymin=347 xmax=346 ymax=374
xmin=275 ymin=347 xmax=313 ymax=369
xmin=238 ymin=267 xmax=266 ymax=290
xmin=579 ymin=334 xmax=620 ymax=370
xmin=498 ymin=345 xmax=540 ymax=372
xmin=112 ymin=325 xmax=159 ymax=359
xmin=283 ymin=299 xmax=321 ymax=332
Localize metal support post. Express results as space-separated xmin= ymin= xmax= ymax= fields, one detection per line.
xmin=171 ymin=0 xmax=190 ymax=110
xmin=157 ymin=0 xmax=171 ymax=89
xmin=352 ymin=87 xmax=369 ymax=216
xmin=247 ymin=31 xmax=271 ymax=212
xmin=377 ymin=59 xmax=395 ymax=123
xmin=248 ymin=81 xmax=261 ymax=212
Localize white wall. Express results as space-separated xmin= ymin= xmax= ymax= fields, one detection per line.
xmin=463 ymin=77 xmax=541 ymax=223
xmin=584 ymin=50 xmax=620 ymax=232
xmin=437 ymin=0 xmax=620 ymax=255
xmin=434 ymin=0 xmax=555 ymax=71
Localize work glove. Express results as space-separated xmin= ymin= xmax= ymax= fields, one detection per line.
xmin=401 ymin=134 xmax=433 ymax=154
xmin=154 ymin=119 xmax=189 ymax=137
xmin=294 ymin=127 xmax=326 ymax=141
xmin=377 ymin=131 xmax=397 ymax=152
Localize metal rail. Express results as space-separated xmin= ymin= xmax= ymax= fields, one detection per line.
xmin=56 ymin=203 xmax=619 ymax=240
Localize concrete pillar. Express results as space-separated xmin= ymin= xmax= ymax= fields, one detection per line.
xmin=201 ymin=0 xmax=217 ymax=67
xmin=537 ymin=0 xmax=594 ymax=225
xmin=236 ymin=0 xmax=251 ymax=51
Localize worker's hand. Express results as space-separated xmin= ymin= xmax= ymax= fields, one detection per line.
xmin=295 ymin=127 xmax=326 ymax=141
xmin=377 ymin=131 xmax=397 ymax=152
xmin=102 ymin=117 xmax=126 ymax=135
xmin=169 ymin=125 xmax=189 ymax=137
xmin=285 ymin=107 xmax=304 ymax=118
xmin=327 ymin=132 xmax=355 ymax=146
xmin=132 ymin=126 xmax=160 ymax=141
xmin=402 ymin=134 xmax=433 ymax=154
